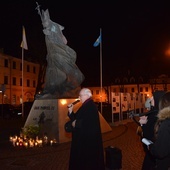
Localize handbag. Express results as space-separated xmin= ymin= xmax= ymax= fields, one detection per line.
xmin=64 ymin=120 xmax=73 ymax=133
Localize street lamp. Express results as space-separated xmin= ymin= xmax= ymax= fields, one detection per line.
xmin=0 ymin=84 xmax=6 ymax=118
xmin=0 ymin=90 xmax=3 ymax=118
xmin=165 ymin=46 xmax=170 ymax=57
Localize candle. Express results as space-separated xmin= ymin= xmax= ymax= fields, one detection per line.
xmin=19 ymin=142 xmax=23 ymax=146
xmin=38 ymin=139 xmax=43 ymax=147
xmin=24 ymin=142 xmax=28 ymax=148
xmin=12 ymin=138 xmax=17 ymax=146
xmin=29 ymin=140 xmax=34 ymax=147
xmin=9 ymin=136 xmax=13 ymax=142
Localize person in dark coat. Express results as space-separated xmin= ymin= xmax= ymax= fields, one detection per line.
xmin=148 ymin=91 xmax=170 ymax=169
xmin=139 ymin=90 xmax=165 ymax=170
xmin=67 ymin=88 xmax=105 ymax=170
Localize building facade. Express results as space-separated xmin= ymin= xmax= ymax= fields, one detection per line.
xmin=1 ymin=52 xmax=170 ymax=109
xmin=0 ymin=52 xmax=39 ymax=105
xmin=89 ymin=74 xmax=170 ymax=104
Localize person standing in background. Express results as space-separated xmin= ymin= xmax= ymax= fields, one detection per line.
xmin=67 ymin=88 xmax=105 ymax=170
xmin=147 ymin=91 xmax=170 ymax=169
xmin=139 ymin=90 xmax=165 ymax=170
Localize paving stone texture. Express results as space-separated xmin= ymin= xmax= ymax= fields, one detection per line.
xmin=0 ymin=119 xmax=145 ymax=170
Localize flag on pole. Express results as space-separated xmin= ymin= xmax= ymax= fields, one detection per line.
xmin=20 ymin=26 xmax=28 ymax=50
xmin=93 ymin=33 xmax=101 ymax=47
xmin=93 ymin=28 xmax=103 ymax=113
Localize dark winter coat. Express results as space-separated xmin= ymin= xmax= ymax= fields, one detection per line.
xmin=142 ymin=91 xmax=165 ymax=140
xmin=149 ymin=106 xmax=170 ymax=170
xmin=68 ymin=98 xmax=105 ymax=170
xmin=141 ymin=90 xmax=165 ymax=170
xmin=141 ymin=109 xmax=158 ymax=170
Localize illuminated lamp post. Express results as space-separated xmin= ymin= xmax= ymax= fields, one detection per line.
xmin=0 ymin=84 xmax=5 ymax=118
xmin=165 ymin=44 xmax=170 ymax=57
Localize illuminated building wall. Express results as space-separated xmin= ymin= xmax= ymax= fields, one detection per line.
xmin=0 ymin=52 xmax=39 ymax=105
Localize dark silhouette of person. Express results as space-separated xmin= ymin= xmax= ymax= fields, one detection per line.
xmin=148 ymin=91 xmax=170 ymax=169
xmin=139 ymin=90 xmax=165 ymax=170
xmin=67 ymin=88 xmax=105 ymax=170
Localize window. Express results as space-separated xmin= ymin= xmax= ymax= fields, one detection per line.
xmin=145 ymin=87 xmax=148 ymax=92
xmin=140 ymin=87 xmax=143 ymax=92
xmin=123 ymin=77 xmax=128 ymax=83
xmin=27 ymin=79 xmax=30 ymax=87
xmin=33 ymin=66 xmax=36 ymax=73
xmin=13 ymin=61 xmax=16 ymax=69
xmin=27 ymin=65 xmax=30 ymax=72
xmin=4 ymin=59 xmax=8 ymax=67
xmin=13 ymin=77 xmax=16 ymax=85
xmin=115 ymin=78 xmax=120 ymax=83
xmin=130 ymin=77 xmax=135 ymax=83
xmin=138 ymin=77 xmax=143 ymax=83
xmin=131 ymin=88 xmax=134 ymax=92
xmin=4 ymin=76 xmax=8 ymax=84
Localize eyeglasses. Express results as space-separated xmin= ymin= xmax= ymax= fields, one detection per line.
xmin=79 ymin=94 xmax=86 ymax=97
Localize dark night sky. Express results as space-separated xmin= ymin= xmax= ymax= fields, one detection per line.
xmin=1 ymin=1 xmax=170 ymax=86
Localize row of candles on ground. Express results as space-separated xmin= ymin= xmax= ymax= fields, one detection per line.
xmin=9 ymin=135 xmax=57 ymax=147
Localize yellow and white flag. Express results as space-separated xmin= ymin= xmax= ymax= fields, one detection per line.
xmin=20 ymin=26 xmax=28 ymax=50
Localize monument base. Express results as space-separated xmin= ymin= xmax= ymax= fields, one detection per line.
xmin=24 ymin=98 xmax=81 ymax=143
xmin=24 ymin=99 xmax=112 ymax=144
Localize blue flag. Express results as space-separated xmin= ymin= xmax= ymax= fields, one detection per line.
xmin=93 ymin=34 xmax=101 ymax=47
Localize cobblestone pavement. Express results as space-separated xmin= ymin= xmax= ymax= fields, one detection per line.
xmin=0 ymin=119 xmax=145 ymax=170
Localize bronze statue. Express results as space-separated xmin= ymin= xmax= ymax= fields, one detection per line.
xmin=35 ymin=3 xmax=84 ymax=99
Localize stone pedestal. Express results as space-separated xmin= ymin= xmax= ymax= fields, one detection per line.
xmin=24 ymin=99 xmax=112 ymax=144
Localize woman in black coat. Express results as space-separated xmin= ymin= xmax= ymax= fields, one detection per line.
xmin=139 ymin=90 xmax=165 ymax=170
xmin=148 ymin=91 xmax=170 ymax=169
xmin=67 ymin=88 xmax=105 ymax=170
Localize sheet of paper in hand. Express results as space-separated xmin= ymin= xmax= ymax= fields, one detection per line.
xmin=142 ymin=138 xmax=153 ymax=146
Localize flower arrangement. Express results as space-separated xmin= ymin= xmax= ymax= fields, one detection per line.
xmin=9 ymin=124 xmax=57 ymax=147
xmin=21 ymin=124 xmax=40 ymax=138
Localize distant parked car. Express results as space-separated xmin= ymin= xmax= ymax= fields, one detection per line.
xmin=12 ymin=105 xmax=22 ymax=118
xmin=11 ymin=102 xmax=34 ymax=119
xmin=23 ymin=101 xmax=34 ymax=118
xmin=0 ymin=102 xmax=34 ymax=119
xmin=0 ymin=104 xmax=14 ymax=119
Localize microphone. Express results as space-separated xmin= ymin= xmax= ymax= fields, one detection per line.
xmin=67 ymin=100 xmax=80 ymax=108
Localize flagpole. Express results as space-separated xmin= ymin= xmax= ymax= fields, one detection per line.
xmin=21 ymin=26 xmax=28 ymax=119
xmin=93 ymin=29 xmax=103 ymax=114
xmin=100 ymin=28 xmax=103 ymax=114
xmin=22 ymin=47 xmax=24 ymax=118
